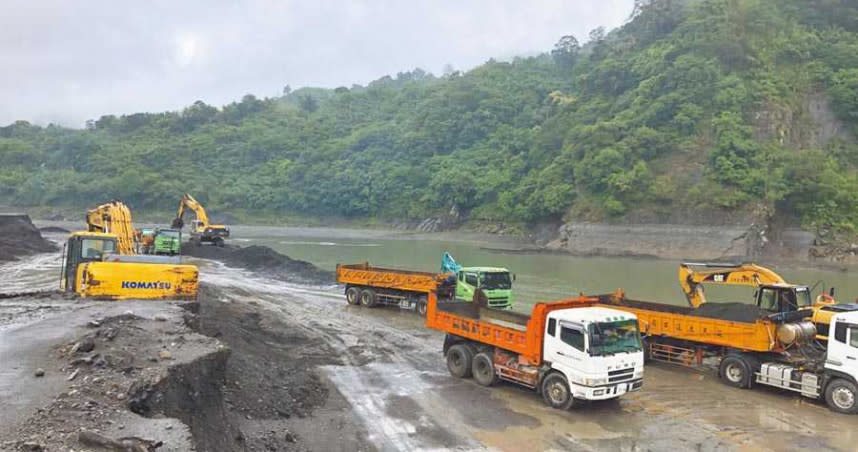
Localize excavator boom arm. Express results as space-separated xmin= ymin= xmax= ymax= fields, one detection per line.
xmin=85 ymin=201 xmax=137 ymax=255
xmin=678 ymin=263 xmax=788 ymax=308
xmin=172 ymin=194 xmax=211 ymax=230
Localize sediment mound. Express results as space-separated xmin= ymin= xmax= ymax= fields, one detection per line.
xmin=0 ymin=214 xmax=57 ymax=262
xmin=183 ymin=243 xmax=334 ymax=284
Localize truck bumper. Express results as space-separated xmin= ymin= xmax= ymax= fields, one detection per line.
xmin=571 ymin=379 xmax=643 ymax=400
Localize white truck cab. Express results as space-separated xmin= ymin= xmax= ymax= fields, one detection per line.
xmin=822 ymin=311 xmax=858 ymax=413
xmin=543 ymin=307 xmax=645 ymax=403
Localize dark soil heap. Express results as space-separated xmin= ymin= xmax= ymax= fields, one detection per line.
xmin=182 ymin=243 xmax=334 ymax=284
xmin=692 ymin=302 xmax=769 ymax=323
xmin=0 ymin=214 xmax=57 ymax=262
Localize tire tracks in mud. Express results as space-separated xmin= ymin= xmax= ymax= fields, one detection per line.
xmin=202 ymin=265 xmax=490 ymax=451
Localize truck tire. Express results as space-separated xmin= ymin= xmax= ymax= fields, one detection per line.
xmin=214 ymin=237 xmax=225 ymax=247
xmin=416 ymin=297 xmax=428 ymax=316
xmin=360 ymin=289 xmax=377 ymax=307
xmin=719 ymin=354 xmax=753 ymax=389
xmin=446 ymin=344 xmax=473 ymax=378
xmin=472 ymin=352 xmax=497 ymax=387
xmin=345 ymin=286 xmax=361 ymax=305
xmin=825 ymin=378 xmax=858 ymax=414
xmin=541 ymin=372 xmax=575 ymax=410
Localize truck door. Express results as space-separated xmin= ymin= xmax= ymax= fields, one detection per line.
xmin=829 ymin=320 xmax=858 ymax=377
xmin=544 ymin=318 xmax=587 ymax=375
xmin=457 ymin=271 xmax=477 ymax=302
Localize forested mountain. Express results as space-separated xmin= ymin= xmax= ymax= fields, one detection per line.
xmin=2 ymin=0 xmax=858 ymax=234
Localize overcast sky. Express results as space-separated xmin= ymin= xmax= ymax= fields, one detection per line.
xmin=1 ymin=0 xmax=634 ymax=127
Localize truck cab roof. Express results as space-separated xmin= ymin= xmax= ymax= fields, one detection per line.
xmin=461 ymin=266 xmax=509 ymax=273
xmin=551 ymin=306 xmax=637 ymax=325
xmin=833 ymin=310 xmax=858 ymax=325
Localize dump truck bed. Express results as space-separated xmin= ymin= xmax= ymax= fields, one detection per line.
xmin=426 ymin=292 xmax=599 ymax=366
xmin=336 ymin=262 xmax=448 ymax=293
xmin=594 ymin=295 xmax=777 ymax=352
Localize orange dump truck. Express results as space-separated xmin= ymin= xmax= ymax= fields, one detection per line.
xmin=591 ymin=291 xmax=858 ymax=414
xmin=425 ymin=292 xmax=644 ymax=409
xmin=336 ymin=262 xmax=456 ymax=315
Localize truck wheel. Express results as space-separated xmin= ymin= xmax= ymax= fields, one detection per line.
xmin=446 ymin=344 xmax=473 ymax=378
xmin=472 ymin=352 xmax=497 ymax=387
xmin=345 ymin=286 xmax=361 ymax=305
xmin=416 ymin=297 xmax=428 ymax=316
xmin=825 ymin=378 xmax=858 ymax=414
xmin=214 ymin=237 xmax=225 ymax=247
xmin=719 ymin=355 xmax=753 ymax=389
xmin=541 ymin=372 xmax=575 ymax=410
xmin=360 ymin=289 xmax=377 ymax=307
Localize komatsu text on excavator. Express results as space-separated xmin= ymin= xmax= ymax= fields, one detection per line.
xmin=172 ymin=194 xmax=230 ymax=246
xmin=678 ymin=262 xmax=857 ymax=339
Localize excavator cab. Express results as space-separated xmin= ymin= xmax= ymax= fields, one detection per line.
xmin=755 ymin=285 xmax=813 ymax=313
xmin=61 ymin=232 xmax=118 ymax=292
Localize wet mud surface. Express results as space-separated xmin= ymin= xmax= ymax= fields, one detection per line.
xmin=4 ymin=242 xmax=858 ymax=451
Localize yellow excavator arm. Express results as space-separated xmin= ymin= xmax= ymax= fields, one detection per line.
xmin=678 ymin=262 xmax=788 ymax=308
xmin=85 ymin=201 xmax=137 ymax=255
xmin=173 ymin=194 xmax=210 ymax=230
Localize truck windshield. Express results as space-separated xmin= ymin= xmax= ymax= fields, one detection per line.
xmin=480 ymin=272 xmax=511 ymax=290
xmin=588 ymin=320 xmax=642 ymax=357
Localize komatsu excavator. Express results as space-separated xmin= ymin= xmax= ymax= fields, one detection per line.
xmin=678 ymin=262 xmax=857 ymax=340
xmin=60 ymin=200 xmax=199 ymax=300
xmin=171 ymin=194 xmax=230 ymax=246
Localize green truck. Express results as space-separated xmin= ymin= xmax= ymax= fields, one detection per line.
xmin=139 ymin=228 xmax=182 ymax=256
xmin=454 ymin=266 xmax=514 ymax=309
xmin=443 ymin=253 xmax=514 ymax=309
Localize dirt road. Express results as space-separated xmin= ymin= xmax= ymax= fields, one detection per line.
xmin=199 ymin=262 xmax=858 ymax=452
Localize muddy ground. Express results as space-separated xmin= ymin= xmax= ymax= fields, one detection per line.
xmin=4 ymin=244 xmax=858 ymax=451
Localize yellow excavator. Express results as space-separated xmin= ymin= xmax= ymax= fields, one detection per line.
xmin=171 ymin=194 xmax=230 ymax=247
xmin=678 ymin=262 xmax=856 ymax=340
xmin=85 ymin=201 xmax=138 ymax=255
xmin=60 ymin=200 xmax=199 ymax=300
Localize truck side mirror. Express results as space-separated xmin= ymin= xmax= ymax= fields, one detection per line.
xmin=513 ymin=273 xmax=516 ymax=281
xmin=830 ymin=287 xmax=836 ymax=297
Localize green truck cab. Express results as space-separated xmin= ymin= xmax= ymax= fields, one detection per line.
xmin=139 ymin=228 xmax=182 ymax=256
xmin=455 ymin=266 xmax=514 ymax=309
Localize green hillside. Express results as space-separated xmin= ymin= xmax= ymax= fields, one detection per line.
xmin=2 ymin=0 xmax=858 ymax=235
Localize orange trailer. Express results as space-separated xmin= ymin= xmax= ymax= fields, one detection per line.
xmin=336 ymin=262 xmax=455 ymax=315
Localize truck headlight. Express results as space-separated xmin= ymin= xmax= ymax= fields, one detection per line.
xmin=585 ymin=377 xmax=606 ymax=386
xmin=634 ymin=369 xmax=643 ymax=379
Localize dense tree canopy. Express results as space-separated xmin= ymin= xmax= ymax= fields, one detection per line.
xmin=2 ymin=0 xmax=858 ymax=232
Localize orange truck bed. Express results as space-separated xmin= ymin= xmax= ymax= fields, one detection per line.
xmin=336 ymin=262 xmax=448 ymax=293
xmin=594 ymin=294 xmax=777 ymax=352
xmin=425 ymin=292 xmax=599 ymax=366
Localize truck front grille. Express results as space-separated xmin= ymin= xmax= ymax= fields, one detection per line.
xmin=608 ymin=367 xmax=634 ymax=383
xmin=487 ymin=297 xmax=508 ymax=307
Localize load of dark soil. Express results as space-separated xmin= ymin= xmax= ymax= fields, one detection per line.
xmin=0 ymin=214 xmax=57 ymax=262
xmin=183 ymin=243 xmax=334 ymax=284
xmin=692 ymin=302 xmax=769 ymax=323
